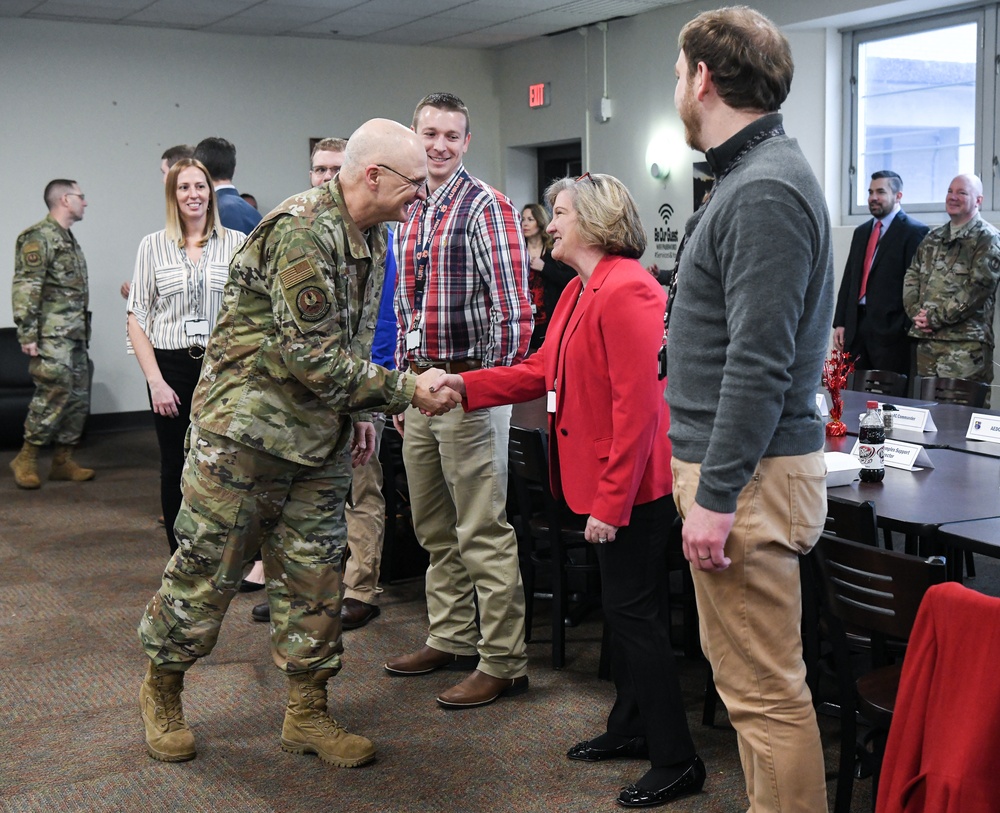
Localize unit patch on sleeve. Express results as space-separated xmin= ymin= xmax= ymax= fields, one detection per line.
xmin=21 ymin=242 xmax=43 ymax=268
xmin=296 ymin=286 xmax=331 ymax=321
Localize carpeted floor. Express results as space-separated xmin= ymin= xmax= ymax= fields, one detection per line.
xmin=3 ymin=427 xmax=956 ymax=812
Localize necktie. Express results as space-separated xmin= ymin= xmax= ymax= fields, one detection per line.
xmin=858 ymin=219 xmax=882 ymax=302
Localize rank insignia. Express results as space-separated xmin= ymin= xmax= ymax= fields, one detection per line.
xmin=296 ymin=286 xmax=330 ymax=321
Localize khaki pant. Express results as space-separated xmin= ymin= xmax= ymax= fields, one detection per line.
xmin=343 ymin=415 xmax=386 ymax=604
xmin=138 ymin=425 xmax=352 ymax=675
xmin=672 ymin=452 xmax=828 ymax=813
xmin=401 ymin=403 xmax=527 ymax=679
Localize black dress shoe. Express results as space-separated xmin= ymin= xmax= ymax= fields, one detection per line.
xmin=341 ymin=598 xmax=381 ymax=630
xmin=251 ymin=602 xmax=270 ymax=622
xmin=239 ymin=579 xmax=265 ymax=593
xmin=567 ymin=736 xmax=649 ymax=762
xmin=616 ymin=756 xmax=706 ymax=808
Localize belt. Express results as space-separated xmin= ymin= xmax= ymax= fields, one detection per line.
xmin=409 ymin=359 xmax=482 ymax=375
xmin=159 ymin=346 xmax=205 ymax=360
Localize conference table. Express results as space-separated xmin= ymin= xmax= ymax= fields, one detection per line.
xmin=510 ymin=391 xmax=1000 ymax=580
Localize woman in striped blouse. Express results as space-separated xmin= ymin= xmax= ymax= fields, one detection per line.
xmin=127 ymin=157 xmax=246 ymax=555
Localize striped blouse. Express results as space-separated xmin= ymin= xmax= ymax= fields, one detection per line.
xmin=126 ymin=226 xmax=246 ymax=352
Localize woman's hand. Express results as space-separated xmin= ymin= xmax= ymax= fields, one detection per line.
xmin=530 ymin=256 xmax=545 ymax=272
xmin=585 ymin=516 xmax=618 ymax=545
xmin=149 ymin=380 xmax=182 ymax=418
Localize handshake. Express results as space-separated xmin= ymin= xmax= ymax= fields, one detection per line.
xmin=411 ymin=368 xmax=468 ymax=416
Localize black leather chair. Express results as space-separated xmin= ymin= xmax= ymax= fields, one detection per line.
xmin=849 ymin=369 xmax=909 ymax=398
xmin=917 ymin=375 xmax=989 ymax=407
xmin=0 ymin=327 xmax=34 ymax=448
xmin=812 ymin=535 xmax=945 ymax=813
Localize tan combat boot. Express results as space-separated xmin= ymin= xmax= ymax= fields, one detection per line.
xmin=10 ymin=441 xmax=41 ymax=489
xmin=280 ymin=669 xmax=376 ymax=767
xmin=139 ymin=661 xmax=196 ymax=762
xmin=49 ymin=444 xmax=95 ymax=481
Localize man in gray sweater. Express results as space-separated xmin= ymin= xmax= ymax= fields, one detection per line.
xmin=667 ymin=8 xmax=833 ymax=813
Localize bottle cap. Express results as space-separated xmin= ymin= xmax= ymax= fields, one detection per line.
xmin=866 ymin=400 xmax=879 ymax=409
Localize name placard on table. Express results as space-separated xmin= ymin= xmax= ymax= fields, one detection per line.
xmin=850 ymin=439 xmax=935 ymax=471
xmin=966 ymin=413 xmax=1000 ymax=444
xmin=888 ymin=405 xmax=937 ymax=432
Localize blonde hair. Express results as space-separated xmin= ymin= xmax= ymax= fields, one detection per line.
xmin=164 ymin=158 xmax=221 ymax=248
xmin=544 ymin=174 xmax=646 ymax=258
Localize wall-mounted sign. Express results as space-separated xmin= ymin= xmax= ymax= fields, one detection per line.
xmin=651 ymin=201 xmax=680 ymax=268
xmin=529 ymin=82 xmax=550 ymax=109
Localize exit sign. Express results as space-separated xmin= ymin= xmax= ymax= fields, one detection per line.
xmin=528 ymin=82 xmax=550 ymax=109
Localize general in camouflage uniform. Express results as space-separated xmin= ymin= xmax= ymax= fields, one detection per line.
xmin=135 ymin=119 xmax=458 ymax=769
xmin=9 ymin=179 xmax=94 ymax=489
xmin=903 ymin=174 xmax=1000 ymax=398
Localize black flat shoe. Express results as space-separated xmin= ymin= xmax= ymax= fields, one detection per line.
xmin=239 ymin=579 xmax=265 ymax=593
xmin=616 ymin=756 xmax=706 ymax=808
xmin=567 ymin=736 xmax=649 ymax=762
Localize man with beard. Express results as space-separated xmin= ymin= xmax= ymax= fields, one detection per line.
xmin=834 ymin=171 xmax=928 ymax=375
xmin=666 ymin=7 xmax=833 ymax=812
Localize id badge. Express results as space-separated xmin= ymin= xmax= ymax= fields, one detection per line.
xmin=185 ymin=319 xmax=209 ymax=337
xmin=405 ymin=329 xmax=422 ymax=351
xmin=547 ymin=390 xmax=556 ymax=413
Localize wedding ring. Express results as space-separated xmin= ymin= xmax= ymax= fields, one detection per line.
xmin=698 ymin=555 xmax=711 ymax=560
xmin=598 ymin=537 xmax=608 ymax=544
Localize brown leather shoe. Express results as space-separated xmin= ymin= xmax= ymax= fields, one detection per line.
xmin=341 ymin=598 xmax=381 ymax=630
xmin=384 ymin=645 xmax=478 ymax=676
xmin=436 ymin=669 xmax=529 ymax=709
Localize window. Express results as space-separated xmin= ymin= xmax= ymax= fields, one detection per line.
xmin=844 ymin=8 xmax=989 ymax=216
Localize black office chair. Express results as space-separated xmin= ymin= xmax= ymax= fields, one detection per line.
xmin=917 ymin=375 xmax=989 ymax=407
xmin=507 ymin=426 xmax=602 ymax=670
xmin=849 ymin=369 xmax=909 ymax=398
xmin=812 ymin=535 xmax=945 ymax=813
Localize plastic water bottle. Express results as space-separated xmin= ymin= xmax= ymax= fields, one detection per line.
xmin=858 ymin=400 xmax=885 ymax=483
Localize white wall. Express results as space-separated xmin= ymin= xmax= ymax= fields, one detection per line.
xmin=0 ymin=19 xmax=500 ymax=415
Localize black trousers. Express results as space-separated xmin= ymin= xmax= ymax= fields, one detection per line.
xmin=850 ymin=307 xmax=913 ymax=377
xmin=596 ymin=494 xmax=696 ymax=768
xmin=150 ymin=349 xmax=203 ymax=555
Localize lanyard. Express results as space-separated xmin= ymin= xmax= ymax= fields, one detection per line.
xmin=409 ymin=185 xmax=458 ymax=332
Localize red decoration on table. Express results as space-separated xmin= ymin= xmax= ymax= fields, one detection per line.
xmin=822 ymin=349 xmax=855 ymax=437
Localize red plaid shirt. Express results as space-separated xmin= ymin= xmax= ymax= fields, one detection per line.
xmin=394 ymin=166 xmax=532 ymax=369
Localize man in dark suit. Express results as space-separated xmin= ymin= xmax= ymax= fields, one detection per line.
xmin=193 ymin=137 xmax=262 ymax=235
xmin=833 ymin=170 xmax=928 ymax=375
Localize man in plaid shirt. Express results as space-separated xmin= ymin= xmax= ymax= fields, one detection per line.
xmin=385 ymin=92 xmax=534 ymax=709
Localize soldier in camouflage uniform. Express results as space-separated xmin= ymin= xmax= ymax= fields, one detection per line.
xmin=903 ymin=174 xmax=1000 ymax=400
xmin=137 ymin=119 xmax=460 ymax=768
xmin=10 ymin=179 xmax=94 ymax=489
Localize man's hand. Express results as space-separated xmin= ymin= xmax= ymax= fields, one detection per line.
xmin=412 ymin=368 xmax=462 ymax=416
xmin=832 ymin=326 xmax=845 ymax=351
xmin=912 ymin=308 xmax=933 ymax=334
xmin=682 ymin=502 xmax=734 ymax=572
xmin=392 ymin=413 xmax=405 ymax=437
xmin=120 ymin=280 xmax=131 ymax=300
xmin=20 ymin=342 xmax=38 ymax=357
xmin=351 ymin=421 xmax=376 ymax=468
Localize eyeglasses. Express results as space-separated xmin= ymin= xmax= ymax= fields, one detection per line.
xmin=311 ymin=165 xmax=340 ymax=176
xmin=377 ymin=164 xmax=427 ymax=193
xmin=65 ymin=192 xmax=86 ymax=201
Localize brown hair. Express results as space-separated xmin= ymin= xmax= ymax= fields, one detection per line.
xmin=522 ymin=203 xmax=553 ymax=252
xmin=679 ymin=6 xmax=793 ymax=113
xmin=412 ymin=92 xmax=471 ymax=135
xmin=312 ymin=138 xmax=348 ymax=160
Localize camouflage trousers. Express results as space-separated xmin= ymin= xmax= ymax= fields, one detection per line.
xmin=915 ymin=339 xmax=994 ymax=384
xmin=24 ymin=338 xmax=90 ymax=446
xmin=138 ymin=425 xmax=352 ymax=675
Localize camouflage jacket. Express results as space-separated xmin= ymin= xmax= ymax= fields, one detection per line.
xmin=903 ymin=214 xmax=1000 ymax=345
xmin=12 ymin=214 xmax=89 ymax=345
xmin=192 ymin=180 xmax=416 ymax=466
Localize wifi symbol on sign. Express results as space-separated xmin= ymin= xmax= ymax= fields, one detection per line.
xmin=659 ymin=203 xmax=674 ymax=225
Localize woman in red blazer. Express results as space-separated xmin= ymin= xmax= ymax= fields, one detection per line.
xmin=439 ymin=174 xmax=704 ymax=809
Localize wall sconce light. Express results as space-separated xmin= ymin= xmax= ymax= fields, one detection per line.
xmin=645 ymin=131 xmax=677 ymax=181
